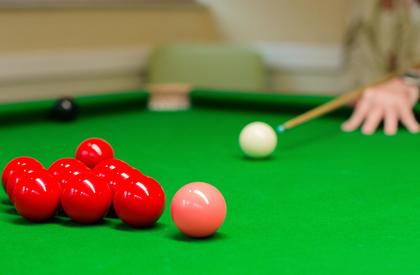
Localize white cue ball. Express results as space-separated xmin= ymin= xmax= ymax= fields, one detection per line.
xmin=239 ymin=122 xmax=277 ymax=158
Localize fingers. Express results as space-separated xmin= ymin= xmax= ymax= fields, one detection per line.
xmin=383 ymin=109 xmax=398 ymax=136
xmin=361 ymin=107 xmax=383 ymax=135
xmin=397 ymin=101 xmax=420 ymax=133
xmin=342 ymin=83 xmax=419 ymax=135
xmin=341 ymin=100 xmax=370 ymax=132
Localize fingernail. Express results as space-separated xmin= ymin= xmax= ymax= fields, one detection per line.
xmin=362 ymin=129 xmax=374 ymax=135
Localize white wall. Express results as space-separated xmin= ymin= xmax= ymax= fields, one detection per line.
xmin=200 ymin=0 xmax=352 ymax=44
xmin=199 ymin=0 xmax=353 ymax=94
xmin=0 ymin=1 xmax=354 ymax=100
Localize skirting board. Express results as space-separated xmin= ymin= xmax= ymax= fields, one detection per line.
xmin=0 ymin=43 xmax=345 ymax=101
xmin=0 ymin=48 xmax=149 ymax=82
xmin=0 ymin=75 xmax=145 ymax=102
xmin=255 ymin=43 xmax=344 ymax=73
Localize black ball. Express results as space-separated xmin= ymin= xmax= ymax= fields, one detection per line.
xmin=52 ymin=97 xmax=78 ymax=121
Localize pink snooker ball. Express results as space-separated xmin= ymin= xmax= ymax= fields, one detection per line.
xmin=170 ymin=182 xmax=227 ymax=238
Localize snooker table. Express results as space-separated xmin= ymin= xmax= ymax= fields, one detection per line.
xmin=1 ymin=88 xmax=420 ymax=275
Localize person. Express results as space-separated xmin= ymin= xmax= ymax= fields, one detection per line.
xmin=342 ymin=0 xmax=420 ymax=135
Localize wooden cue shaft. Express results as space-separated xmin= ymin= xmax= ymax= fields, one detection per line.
xmin=281 ymin=71 xmax=401 ymax=131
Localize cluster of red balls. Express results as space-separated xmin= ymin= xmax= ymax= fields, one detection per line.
xmin=2 ymin=138 xmax=165 ymax=227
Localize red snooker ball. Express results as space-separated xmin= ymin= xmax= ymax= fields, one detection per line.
xmin=93 ymin=159 xmax=141 ymax=195
xmin=113 ymin=176 xmax=165 ymax=228
xmin=7 ymin=170 xmax=33 ymax=203
xmin=6 ymin=167 xmax=45 ymax=203
xmin=2 ymin=156 xmax=43 ymax=192
xmin=14 ymin=170 xmax=61 ymax=222
xmin=48 ymin=158 xmax=90 ymax=187
xmin=75 ymin=138 xmax=114 ymax=169
xmin=61 ymin=172 xmax=112 ymax=224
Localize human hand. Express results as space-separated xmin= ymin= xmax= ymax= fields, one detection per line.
xmin=342 ymin=78 xmax=419 ymax=135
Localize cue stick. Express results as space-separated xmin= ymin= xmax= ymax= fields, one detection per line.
xmin=276 ymin=66 xmax=419 ymax=133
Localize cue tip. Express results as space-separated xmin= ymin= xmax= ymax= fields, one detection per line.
xmin=276 ymin=125 xmax=286 ymax=133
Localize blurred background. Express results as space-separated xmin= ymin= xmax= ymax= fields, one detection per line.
xmin=0 ymin=0 xmax=413 ymax=102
